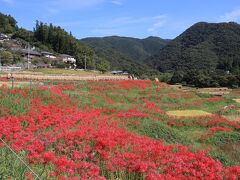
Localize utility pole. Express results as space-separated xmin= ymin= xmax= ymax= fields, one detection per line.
xmin=93 ymin=52 xmax=97 ymax=70
xmin=27 ymin=32 xmax=31 ymax=70
xmin=84 ymin=54 xmax=87 ymax=71
xmin=27 ymin=42 xmax=30 ymax=69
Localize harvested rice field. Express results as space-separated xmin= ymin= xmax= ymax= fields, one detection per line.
xmin=166 ymin=110 xmax=212 ymax=117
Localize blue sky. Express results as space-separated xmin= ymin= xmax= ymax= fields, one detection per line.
xmin=1 ymin=0 xmax=240 ymax=39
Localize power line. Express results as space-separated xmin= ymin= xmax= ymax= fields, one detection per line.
xmin=0 ymin=138 xmax=42 ymax=179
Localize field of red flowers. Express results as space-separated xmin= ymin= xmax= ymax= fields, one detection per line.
xmin=0 ymin=80 xmax=240 ymax=179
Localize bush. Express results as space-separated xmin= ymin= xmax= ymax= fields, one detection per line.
xmin=97 ymin=60 xmax=110 ymax=74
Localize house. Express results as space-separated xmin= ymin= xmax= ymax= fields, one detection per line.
xmin=20 ymin=49 xmax=41 ymax=59
xmin=60 ymin=54 xmax=76 ymax=63
xmin=41 ymin=51 xmax=56 ymax=59
xmin=111 ymin=71 xmax=129 ymax=75
xmin=0 ymin=33 xmax=9 ymax=42
xmin=111 ymin=70 xmax=123 ymax=75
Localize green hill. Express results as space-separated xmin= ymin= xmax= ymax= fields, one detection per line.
xmin=146 ymin=22 xmax=240 ymax=73
xmin=80 ymin=36 xmax=169 ymax=77
xmin=81 ymin=36 xmax=169 ymax=62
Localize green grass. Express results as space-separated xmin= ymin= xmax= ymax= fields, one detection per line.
xmin=0 ymin=147 xmax=30 ymax=179
xmin=138 ymin=118 xmax=191 ymax=145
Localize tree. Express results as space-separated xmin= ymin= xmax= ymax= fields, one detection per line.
xmin=13 ymin=53 xmax=23 ymax=64
xmin=0 ymin=51 xmax=13 ymax=65
xmin=12 ymin=28 xmax=34 ymax=43
xmin=97 ymin=60 xmax=110 ymax=74
xmin=0 ymin=13 xmax=17 ymax=33
xmin=170 ymin=71 xmax=184 ymax=84
xmin=33 ymin=21 xmax=92 ymax=60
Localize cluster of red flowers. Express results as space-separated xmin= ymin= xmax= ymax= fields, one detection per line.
xmin=184 ymin=97 xmax=223 ymax=107
xmin=198 ymin=126 xmax=234 ymax=140
xmin=208 ymin=126 xmax=234 ymax=134
xmin=167 ymin=115 xmax=240 ymax=131
xmin=207 ymin=97 xmax=223 ymax=102
xmin=0 ymin=81 xmax=240 ymax=179
xmin=117 ymin=108 xmax=149 ymax=118
xmin=1 ymin=102 xmax=239 ymax=179
xmin=144 ymin=100 xmax=167 ymax=116
xmin=89 ymin=80 xmax=152 ymax=93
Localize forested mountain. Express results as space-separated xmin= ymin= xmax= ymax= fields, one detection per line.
xmin=81 ymin=36 xmax=169 ymax=63
xmin=80 ymin=36 xmax=168 ymax=76
xmin=145 ymin=22 xmax=240 ymax=87
xmin=80 ymin=36 xmax=169 ymax=77
xmin=147 ymin=22 xmax=240 ymax=74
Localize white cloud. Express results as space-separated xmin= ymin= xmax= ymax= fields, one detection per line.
xmin=104 ymin=15 xmax=167 ymax=28
xmin=110 ymin=0 xmax=123 ymax=6
xmin=90 ymin=15 xmax=168 ymax=37
xmin=219 ymin=8 xmax=240 ymax=22
xmin=148 ymin=15 xmax=167 ymax=32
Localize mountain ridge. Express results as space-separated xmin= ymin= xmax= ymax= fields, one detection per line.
xmin=146 ymin=22 xmax=240 ymax=73
xmin=80 ymin=36 xmax=168 ymax=77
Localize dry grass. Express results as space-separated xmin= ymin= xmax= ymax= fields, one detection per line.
xmin=197 ymin=88 xmax=231 ymax=96
xmin=28 ymin=68 xmax=108 ymax=76
xmin=0 ymin=73 xmax=128 ymax=81
xmin=233 ymin=99 xmax=240 ymax=103
xmin=224 ymin=114 xmax=240 ymax=122
xmin=167 ymin=110 xmax=212 ymax=117
xmin=0 ymin=81 xmax=42 ymax=88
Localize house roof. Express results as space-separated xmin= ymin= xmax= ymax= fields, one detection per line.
xmin=41 ymin=51 xmax=55 ymax=56
xmin=21 ymin=49 xmax=41 ymax=56
xmin=111 ymin=70 xmax=123 ymax=74
xmin=60 ymin=54 xmax=74 ymax=58
xmin=0 ymin=33 xmax=8 ymax=38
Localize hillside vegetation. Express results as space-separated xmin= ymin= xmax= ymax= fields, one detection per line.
xmin=146 ymin=22 xmax=240 ymax=87
xmin=81 ymin=36 xmax=169 ymax=77
xmin=81 ymin=36 xmax=169 ymax=62
xmin=147 ymin=22 xmax=240 ymax=72
xmin=0 ymin=13 xmax=17 ymax=33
